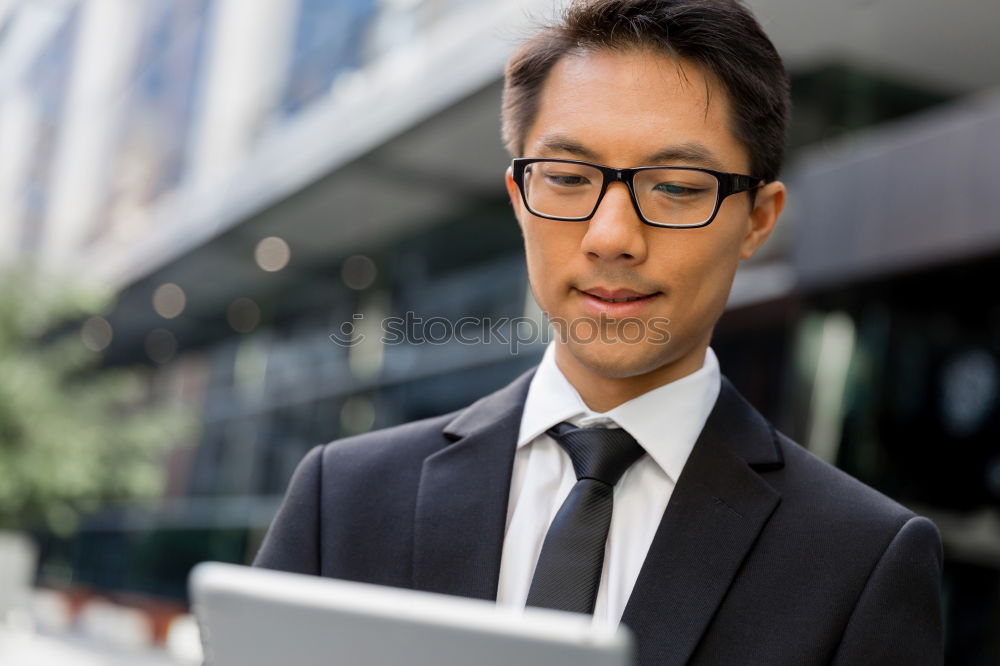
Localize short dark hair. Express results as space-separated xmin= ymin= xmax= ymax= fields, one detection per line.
xmin=501 ymin=0 xmax=790 ymax=182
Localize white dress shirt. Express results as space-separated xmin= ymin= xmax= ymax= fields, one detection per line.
xmin=496 ymin=341 xmax=721 ymax=625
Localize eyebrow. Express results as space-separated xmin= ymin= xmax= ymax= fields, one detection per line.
xmin=645 ymin=143 xmax=727 ymax=171
xmin=533 ymin=134 xmax=728 ymax=171
xmin=534 ymin=135 xmax=602 ymax=161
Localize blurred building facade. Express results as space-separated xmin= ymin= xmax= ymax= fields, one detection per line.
xmin=1 ymin=0 xmax=998 ymax=661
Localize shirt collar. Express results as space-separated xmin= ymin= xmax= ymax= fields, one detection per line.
xmin=517 ymin=342 xmax=591 ymax=447
xmin=517 ymin=341 xmax=721 ymax=483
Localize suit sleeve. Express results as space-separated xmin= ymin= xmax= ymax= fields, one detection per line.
xmin=831 ymin=515 xmax=944 ymax=665
xmin=252 ymin=444 xmax=324 ymax=574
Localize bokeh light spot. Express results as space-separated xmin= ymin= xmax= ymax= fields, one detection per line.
xmin=81 ymin=316 xmax=113 ymax=352
xmin=227 ymin=298 xmax=261 ymax=333
xmin=255 ymin=236 xmax=291 ymax=272
xmin=145 ymin=328 xmax=178 ymax=364
xmin=152 ymin=283 xmax=186 ymax=319
xmin=341 ymin=254 xmax=377 ymax=290
xmin=340 ymin=395 xmax=375 ymax=435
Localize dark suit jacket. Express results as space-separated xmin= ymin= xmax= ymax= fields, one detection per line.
xmin=254 ymin=367 xmax=944 ymax=665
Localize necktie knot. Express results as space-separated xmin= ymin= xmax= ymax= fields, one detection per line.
xmin=546 ymin=421 xmax=645 ymax=486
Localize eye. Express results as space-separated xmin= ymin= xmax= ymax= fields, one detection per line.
xmin=544 ymin=173 xmax=591 ymax=187
xmin=652 ymin=182 xmax=704 ymax=197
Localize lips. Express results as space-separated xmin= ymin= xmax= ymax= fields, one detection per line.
xmin=575 ymin=286 xmax=661 ymax=317
xmin=581 ymin=287 xmax=658 ymax=303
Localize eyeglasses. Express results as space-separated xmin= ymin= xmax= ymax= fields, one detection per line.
xmin=511 ymin=158 xmax=763 ymax=229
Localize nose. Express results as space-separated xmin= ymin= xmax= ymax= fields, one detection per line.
xmin=579 ymin=182 xmax=649 ymax=264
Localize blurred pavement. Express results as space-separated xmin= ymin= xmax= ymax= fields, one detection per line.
xmin=0 ymin=627 xmax=186 ymax=666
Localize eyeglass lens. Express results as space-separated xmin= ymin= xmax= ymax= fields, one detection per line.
xmin=522 ymin=162 xmax=719 ymax=226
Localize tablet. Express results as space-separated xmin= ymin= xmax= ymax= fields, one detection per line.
xmin=189 ymin=562 xmax=633 ymax=666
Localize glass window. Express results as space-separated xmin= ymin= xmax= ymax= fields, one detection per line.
xmin=280 ymin=0 xmax=378 ymax=116
xmin=101 ymin=0 xmax=211 ymax=237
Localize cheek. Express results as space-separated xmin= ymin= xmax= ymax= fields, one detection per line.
xmin=520 ymin=223 xmax=554 ymax=307
xmin=658 ymin=230 xmax=743 ymax=307
xmin=522 ymin=221 xmax=578 ymax=279
xmin=520 ymin=224 xmax=544 ymax=273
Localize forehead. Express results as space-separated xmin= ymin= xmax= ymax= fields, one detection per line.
xmin=523 ymin=48 xmax=749 ymax=172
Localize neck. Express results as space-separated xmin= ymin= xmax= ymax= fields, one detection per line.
xmin=554 ymin=340 xmax=710 ymax=413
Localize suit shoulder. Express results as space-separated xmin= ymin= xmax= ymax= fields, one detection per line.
xmin=316 ymin=408 xmax=463 ymax=470
xmin=771 ymin=430 xmax=916 ymax=529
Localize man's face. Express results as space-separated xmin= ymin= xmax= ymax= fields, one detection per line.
xmin=506 ymin=48 xmax=784 ymax=406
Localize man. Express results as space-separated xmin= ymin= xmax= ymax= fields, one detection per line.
xmin=254 ymin=1 xmax=944 ymax=664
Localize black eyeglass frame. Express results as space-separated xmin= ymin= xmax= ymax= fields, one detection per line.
xmin=511 ymin=157 xmax=763 ymax=229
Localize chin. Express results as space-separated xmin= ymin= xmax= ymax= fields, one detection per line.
xmin=566 ymin=339 xmax=674 ymax=380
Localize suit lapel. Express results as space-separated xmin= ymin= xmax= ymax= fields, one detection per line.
xmin=412 ymin=367 xmax=536 ymax=600
xmin=413 ymin=365 xmax=785 ymax=663
xmin=621 ymin=377 xmax=784 ymax=666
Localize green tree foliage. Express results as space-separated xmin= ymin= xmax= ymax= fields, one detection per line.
xmin=0 ymin=270 xmax=195 ymax=536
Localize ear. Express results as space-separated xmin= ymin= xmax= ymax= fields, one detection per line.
xmin=739 ymin=180 xmax=785 ymax=260
xmin=505 ymin=166 xmax=525 ymax=227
